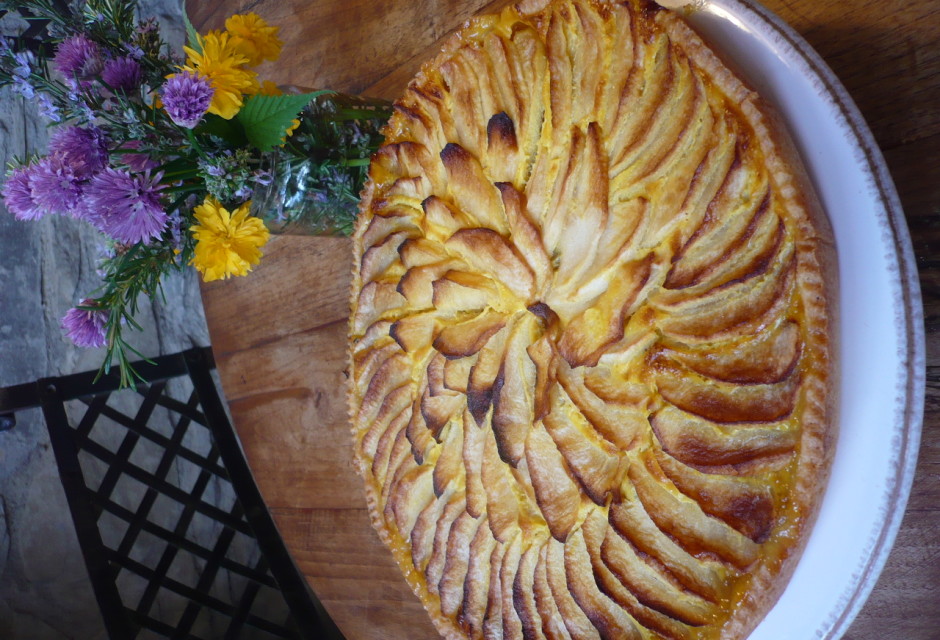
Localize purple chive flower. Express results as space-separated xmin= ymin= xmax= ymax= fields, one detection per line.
xmin=61 ymin=299 xmax=109 ymax=349
xmin=101 ymin=56 xmax=142 ymax=92
xmin=1 ymin=166 xmax=43 ymax=220
xmin=83 ymin=168 xmax=167 ymax=244
xmin=54 ymin=34 xmax=104 ymax=81
xmin=49 ymin=126 xmax=109 ymax=178
xmin=160 ymin=71 xmax=214 ymax=129
xmin=118 ymin=140 xmax=158 ymax=172
xmin=29 ymin=154 xmax=84 ymax=217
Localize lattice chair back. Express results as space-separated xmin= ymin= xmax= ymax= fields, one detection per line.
xmin=1 ymin=348 xmax=342 ymax=640
xmin=0 ymin=1 xmax=70 ymax=55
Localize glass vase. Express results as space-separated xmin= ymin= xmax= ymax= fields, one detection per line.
xmin=250 ymin=90 xmax=392 ymax=236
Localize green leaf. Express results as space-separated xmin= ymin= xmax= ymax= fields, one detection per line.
xmin=236 ymin=91 xmax=330 ymax=152
xmin=194 ymin=114 xmax=249 ymax=147
xmin=183 ymin=0 xmax=202 ymax=54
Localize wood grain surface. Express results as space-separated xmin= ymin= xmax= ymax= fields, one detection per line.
xmin=193 ymin=0 xmax=940 ymax=638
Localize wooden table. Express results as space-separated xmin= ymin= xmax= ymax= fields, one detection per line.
xmin=193 ymin=1 xmax=940 ymax=638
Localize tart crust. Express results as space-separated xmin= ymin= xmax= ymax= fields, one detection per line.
xmin=348 ymin=1 xmax=836 ymax=638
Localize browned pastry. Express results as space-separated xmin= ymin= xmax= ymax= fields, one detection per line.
xmin=347 ymin=0 xmax=836 ymax=638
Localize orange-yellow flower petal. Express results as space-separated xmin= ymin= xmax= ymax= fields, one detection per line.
xmin=245 ymin=79 xmax=282 ymax=97
xmin=225 ymin=13 xmax=283 ymax=66
xmin=181 ymin=31 xmax=258 ymax=119
xmin=190 ymin=197 xmax=269 ymax=281
xmin=282 ymin=117 xmax=301 ymax=143
xmin=257 ymin=80 xmax=283 ymax=96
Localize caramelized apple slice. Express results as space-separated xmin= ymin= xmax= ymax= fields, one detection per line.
xmin=468 ymin=324 xmax=510 ymax=425
xmin=482 ymin=427 xmax=523 ymax=543
xmin=411 ymin=490 xmax=454 ymax=573
xmin=533 ymin=542 xmax=577 ymax=640
xmin=526 ymin=421 xmax=581 ymax=542
xmin=434 ymin=419 xmax=467 ymax=497
xmin=564 ymin=526 xmax=643 ymax=639
xmin=432 ymin=270 xmax=503 ymax=314
xmin=653 ymin=442 xmax=776 ymax=541
xmin=445 ymin=228 xmax=535 ymax=301
xmin=543 ymin=385 xmax=624 ymax=505
xmin=629 ymin=451 xmax=760 ymax=569
xmin=458 ymin=519 xmax=498 ymax=638
xmin=462 ymin=408 xmax=488 ymax=519
xmin=426 ymin=495 xmax=469 ymax=590
xmin=609 ymin=479 xmax=731 ymax=602
xmin=439 ymin=512 xmax=483 ymax=615
xmin=492 ymin=314 xmax=539 ymax=464
xmin=434 ymin=310 xmax=507 ymax=359
xmin=512 ymin=538 xmax=549 ymax=640
xmin=440 ymin=142 xmax=508 ymax=234
xmin=650 ymin=404 xmax=798 ymax=468
xmin=653 ymin=353 xmax=800 ymax=423
xmin=351 ymin=281 xmax=407 ymax=336
xmin=498 ymin=534 xmax=525 ymax=639
xmin=390 ymin=312 xmax=438 ymax=354
xmin=545 ymin=539 xmax=601 ymax=640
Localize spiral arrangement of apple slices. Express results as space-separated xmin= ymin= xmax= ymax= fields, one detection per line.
xmin=348 ymin=1 xmax=834 ymax=639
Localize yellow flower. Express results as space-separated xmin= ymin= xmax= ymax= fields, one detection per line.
xmin=181 ymin=31 xmax=258 ymax=119
xmin=225 ymin=13 xmax=283 ymax=66
xmin=244 ymin=79 xmax=282 ymax=97
xmin=283 ymin=118 xmax=301 ymax=142
xmin=257 ymin=80 xmax=283 ymax=96
xmin=190 ymin=197 xmax=269 ymax=281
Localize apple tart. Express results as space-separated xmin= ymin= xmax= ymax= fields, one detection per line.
xmin=348 ymin=0 xmax=836 ymax=638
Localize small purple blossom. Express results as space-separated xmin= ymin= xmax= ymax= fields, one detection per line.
xmin=36 ymin=93 xmax=61 ymax=122
xmin=11 ymin=76 xmax=35 ymax=99
xmin=83 ymin=168 xmax=168 ymax=244
xmin=123 ymin=43 xmax=146 ymax=60
xmin=204 ymin=164 xmax=225 ymax=178
xmin=54 ymin=34 xmax=104 ymax=81
xmin=49 ymin=126 xmax=109 ymax=178
xmin=29 ymin=154 xmax=84 ymax=217
xmin=12 ymin=50 xmax=34 ymax=79
xmin=61 ymin=299 xmax=109 ymax=349
xmin=160 ymin=71 xmax=213 ymax=129
xmin=1 ymin=166 xmax=43 ymax=221
xmin=101 ymin=56 xmax=142 ymax=92
xmin=252 ymin=169 xmax=274 ymax=187
xmin=65 ymin=89 xmax=96 ymax=122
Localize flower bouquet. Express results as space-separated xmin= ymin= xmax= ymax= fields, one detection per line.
xmin=0 ymin=0 xmax=391 ymax=385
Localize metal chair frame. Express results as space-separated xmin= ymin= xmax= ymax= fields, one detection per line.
xmin=0 ymin=347 xmax=344 ymax=640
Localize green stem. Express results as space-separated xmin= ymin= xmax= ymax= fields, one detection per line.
xmin=185 ymin=129 xmax=210 ymax=161
xmin=159 ymin=168 xmax=202 ymax=180
xmin=163 ymin=184 xmax=205 ymax=196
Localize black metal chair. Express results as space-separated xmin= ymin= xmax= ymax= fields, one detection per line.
xmin=0 ymin=1 xmax=70 ymax=55
xmin=0 ymin=347 xmax=344 ymax=640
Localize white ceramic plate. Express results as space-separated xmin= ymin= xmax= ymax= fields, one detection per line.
xmin=679 ymin=1 xmax=925 ymax=638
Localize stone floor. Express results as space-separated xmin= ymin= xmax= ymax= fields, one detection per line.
xmin=0 ymin=2 xmax=217 ymax=637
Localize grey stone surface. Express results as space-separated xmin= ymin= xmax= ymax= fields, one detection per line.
xmin=0 ymin=2 xmax=226 ymax=638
